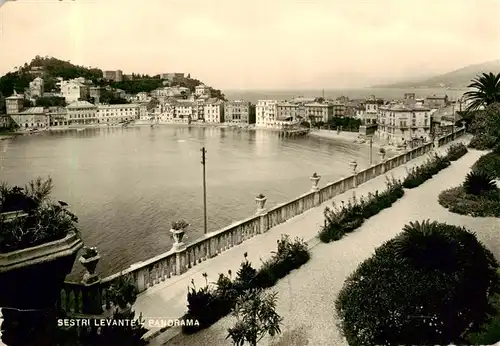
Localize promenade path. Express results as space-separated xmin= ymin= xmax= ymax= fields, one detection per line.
xmin=147 ymin=140 xmax=500 ymax=346
xmin=137 ymin=136 xmax=483 ymax=344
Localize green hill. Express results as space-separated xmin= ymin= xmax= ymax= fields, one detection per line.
xmin=0 ymin=56 xmax=225 ymax=101
xmin=373 ymin=59 xmax=500 ymax=89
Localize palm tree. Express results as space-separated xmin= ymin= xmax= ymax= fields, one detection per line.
xmin=463 ymin=72 xmax=500 ymax=112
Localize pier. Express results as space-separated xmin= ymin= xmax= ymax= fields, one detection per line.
xmin=278 ymin=126 xmax=311 ymax=138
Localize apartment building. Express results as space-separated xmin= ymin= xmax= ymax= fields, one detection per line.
xmin=377 ymin=102 xmax=431 ymax=144
xmin=304 ymin=102 xmax=334 ymax=123
xmin=103 ymin=70 xmax=123 ymax=82
xmin=224 ymin=100 xmax=255 ymax=124
xmin=204 ymin=99 xmax=224 ymax=123
xmin=256 ymin=100 xmax=279 ymax=127
xmin=195 ymin=84 xmax=211 ymax=98
xmin=332 ymin=101 xmax=347 ymax=117
xmin=47 ymin=107 xmax=68 ymax=126
xmin=61 ymin=81 xmax=89 ymax=103
xmin=66 ymin=101 xmax=97 ymax=125
xmin=363 ymin=99 xmax=379 ymax=125
xmin=276 ymin=102 xmax=299 ymax=123
xmin=96 ymin=104 xmax=141 ymax=124
xmin=425 ymin=94 xmax=449 ymax=109
xmin=5 ymin=91 xmax=24 ymax=115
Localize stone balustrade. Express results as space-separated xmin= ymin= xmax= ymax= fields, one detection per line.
xmin=58 ymin=128 xmax=466 ymax=314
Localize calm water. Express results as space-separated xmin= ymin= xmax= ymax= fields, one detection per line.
xmin=0 ymin=126 xmax=378 ymax=279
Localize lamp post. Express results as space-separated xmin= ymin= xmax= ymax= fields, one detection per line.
xmin=200 ymin=147 xmax=207 ymax=234
xmin=350 ymin=160 xmax=358 ymax=188
xmin=368 ymin=135 xmax=373 ymax=165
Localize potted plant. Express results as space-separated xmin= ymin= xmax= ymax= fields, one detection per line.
xmin=170 ymin=219 xmax=189 ymax=246
xmin=0 ymin=177 xmax=83 ymax=346
xmin=310 ymin=173 xmax=321 ymax=191
xmin=255 ymin=193 xmax=267 ymax=211
xmin=379 ymin=148 xmax=387 ymax=161
xmin=79 ymin=246 xmax=101 ymax=284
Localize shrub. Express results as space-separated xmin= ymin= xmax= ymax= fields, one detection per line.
xmin=463 ymin=170 xmax=498 ymax=195
xmin=469 ymin=134 xmax=498 ymax=150
xmin=335 ymin=221 xmax=500 ymax=346
xmin=473 ymin=152 xmax=500 ymax=179
xmin=182 ymin=236 xmax=310 ymax=334
xmin=319 ymin=179 xmax=404 ymax=243
xmin=465 ymin=292 xmax=500 ymax=345
xmin=438 ymin=186 xmax=500 ymax=217
xmin=446 ymin=142 xmax=468 ymax=161
xmin=402 ymin=154 xmax=450 ymax=189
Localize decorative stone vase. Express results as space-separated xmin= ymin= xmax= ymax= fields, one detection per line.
xmin=310 ymin=175 xmax=321 ymax=192
xmin=79 ymin=253 xmax=101 ymax=285
xmin=170 ymin=228 xmax=186 ymax=247
xmin=255 ymin=195 xmax=267 ymax=213
xmin=378 ymin=151 xmax=386 ymax=162
xmin=349 ymin=161 xmax=358 ymax=174
xmin=0 ymin=230 xmax=83 ymax=346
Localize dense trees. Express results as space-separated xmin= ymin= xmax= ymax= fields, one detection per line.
xmin=464 ymin=72 xmax=500 ymax=112
xmin=35 ymin=97 xmax=66 ymax=107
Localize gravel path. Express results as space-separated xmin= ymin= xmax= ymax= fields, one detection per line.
xmin=161 ymin=148 xmax=500 ymax=346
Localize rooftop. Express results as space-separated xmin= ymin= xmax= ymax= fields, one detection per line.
xmin=18 ymin=107 xmax=45 ymax=114
xmin=67 ymin=101 xmax=96 ymax=108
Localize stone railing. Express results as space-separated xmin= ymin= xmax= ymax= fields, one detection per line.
xmin=59 ymin=128 xmax=465 ymax=313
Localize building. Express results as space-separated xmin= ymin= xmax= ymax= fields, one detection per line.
xmin=0 ymin=115 xmax=13 ymax=128
xmin=256 ymin=100 xmax=279 ymax=127
xmin=331 ymin=101 xmax=347 ymax=117
xmin=404 ymin=93 xmax=416 ymax=100
xmin=276 ymin=102 xmax=299 ymax=123
xmin=195 ymin=84 xmax=211 ymax=97
xmin=224 ymin=100 xmax=255 ymax=124
xmin=66 ymin=101 xmax=97 ymax=125
xmin=89 ymin=86 xmax=102 ymax=104
xmin=47 ymin=107 xmax=68 ymax=126
xmin=203 ymin=99 xmax=224 ymax=123
xmin=425 ymin=94 xmax=449 ymax=109
xmin=363 ymin=99 xmax=379 ymax=125
xmin=5 ymin=91 xmax=25 ymax=115
xmin=160 ymin=73 xmax=184 ymax=82
xmin=61 ymin=81 xmax=89 ymax=103
xmin=9 ymin=107 xmax=49 ymax=129
xmin=377 ymin=102 xmax=431 ymax=144
xmin=103 ymin=70 xmax=123 ymax=82
xmin=96 ymin=104 xmax=141 ymax=124
xmin=304 ymin=102 xmax=334 ymax=123
xmin=29 ymin=77 xmax=44 ymax=98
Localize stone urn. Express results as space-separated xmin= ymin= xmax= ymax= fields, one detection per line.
xmin=79 ymin=246 xmax=101 ymax=285
xmin=349 ymin=161 xmax=358 ymax=174
xmin=255 ymin=194 xmax=267 ymax=213
xmin=0 ymin=225 xmax=83 ymax=346
xmin=170 ymin=220 xmax=189 ymax=249
xmin=378 ymin=150 xmax=386 ymax=162
xmin=310 ymin=173 xmax=321 ymax=192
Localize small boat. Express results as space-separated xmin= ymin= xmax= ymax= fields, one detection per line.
xmin=76 ymin=128 xmax=85 ymax=132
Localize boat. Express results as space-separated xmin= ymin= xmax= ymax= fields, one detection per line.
xmin=76 ymin=128 xmax=85 ymax=132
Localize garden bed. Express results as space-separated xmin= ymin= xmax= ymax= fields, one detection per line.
xmin=438 ymin=186 xmax=500 ymax=217
xmin=472 ymin=150 xmax=500 ymax=179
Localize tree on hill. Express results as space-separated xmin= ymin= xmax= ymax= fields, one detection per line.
xmin=110 ymin=79 xmax=163 ymax=94
xmin=99 ymin=89 xmax=130 ymax=105
xmin=35 ymin=97 xmax=66 ymax=107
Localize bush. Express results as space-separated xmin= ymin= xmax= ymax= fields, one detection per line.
xmin=319 ymin=178 xmax=404 ymax=243
xmin=438 ymin=186 xmax=500 ymax=217
xmin=446 ymin=142 xmax=468 ymax=161
xmin=335 ymin=220 xmax=500 ymax=346
xmin=402 ymin=154 xmax=450 ymax=189
xmin=469 ymin=134 xmax=498 ymax=150
xmin=465 ymin=292 xmax=500 ymax=345
xmin=463 ymin=170 xmax=498 ymax=195
xmin=182 ymin=236 xmax=310 ymax=334
xmin=473 ymin=152 xmax=500 ymax=178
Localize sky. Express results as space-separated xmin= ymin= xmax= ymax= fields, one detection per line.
xmin=0 ymin=0 xmax=499 ymax=90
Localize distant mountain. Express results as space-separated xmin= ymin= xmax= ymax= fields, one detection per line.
xmin=373 ymin=59 xmax=500 ymax=89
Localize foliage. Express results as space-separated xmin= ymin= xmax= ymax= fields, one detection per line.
xmin=324 ymin=116 xmax=362 ymax=131
xmin=464 ymin=72 xmax=500 ymax=112
xmin=402 ymin=153 xmax=451 ymax=189
xmin=81 ymin=246 xmax=99 ymax=259
xmin=446 ymin=142 xmax=468 ymax=161
xmin=335 ymin=221 xmax=500 ymax=346
xmin=469 ymin=133 xmax=498 ymax=150
xmin=319 ymin=178 xmax=404 ymax=243
xmin=468 ymin=103 xmax=500 ymax=150
xmin=465 ymin=292 xmax=500 ymax=345
xmin=227 ymin=289 xmax=283 ymax=346
xmin=107 ymin=275 xmax=139 ymax=309
xmin=35 ymin=96 xmax=66 ymax=107
xmin=473 ymin=151 xmax=500 ymax=178
xmin=463 ymin=170 xmax=497 ymax=195
xmin=171 ymin=219 xmax=189 ymax=230
xmin=0 ymin=177 xmax=80 ymax=253
xmin=99 ymin=88 xmax=130 ymax=105
xmin=182 ymin=236 xmax=310 ymax=334
xmin=110 ymin=79 xmax=163 ymax=94
xmin=439 ymin=186 xmax=500 ymax=217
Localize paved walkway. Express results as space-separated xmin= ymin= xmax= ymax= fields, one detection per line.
xmin=134 ymin=137 xmax=472 ymax=342
xmin=152 ymin=140 xmax=500 ymax=346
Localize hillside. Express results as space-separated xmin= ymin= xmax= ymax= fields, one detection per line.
xmin=373 ymin=59 xmax=500 ymax=89
xmin=0 ymin=56 xmax=225 ymax=100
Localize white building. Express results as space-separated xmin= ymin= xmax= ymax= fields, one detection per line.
xmin=96 ymin=104 xmax=141 ymax=124
xmin=377 ymin=102 xmax=431 ymax=144
xmin=9 ymin=107 xmax=49 ymax=129
xmin=203 ymin=99 xmax=224 ymax=123
xmin=66 ymin=101 xmax=97 ymax=125
xmin=61 ymin=81 xmax=89 ymax=103
xmin=256 ymin=100 xmax=279 ymax=127
xmin=195 ymin=84 xmax=210 ymax=97
xmin=29 ymin=77 xmax=44 ymax=98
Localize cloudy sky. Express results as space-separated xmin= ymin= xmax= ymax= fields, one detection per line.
xmin=0 ymin=0 xmax=499 ymax=89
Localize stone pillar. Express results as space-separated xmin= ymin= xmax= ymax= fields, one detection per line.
xmin=309 ymin=174 xmax=321 ymax=192
xmin=350 ymin=161 xmax=358 ymax=188
xmin=79 ymin=248 xmax=103 ymax=315
xmin=255 ymin=194 xmax=268 ymax=233
xmin=174 ymin=244 xmax=187 ymax=275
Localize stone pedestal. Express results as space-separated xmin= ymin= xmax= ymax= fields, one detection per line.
xmin=174 ymin=244 xmax=187 ymax=275
xmin=310 ymin=175 xmax=321 ymax=192
xmin=255 ymin=196 xmax=267 ymax=215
